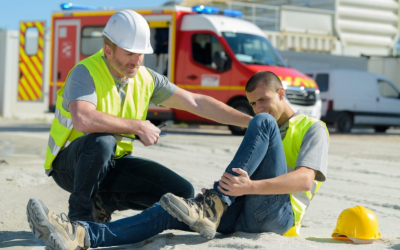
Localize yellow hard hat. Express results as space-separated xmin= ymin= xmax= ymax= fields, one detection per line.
xmin=332 ymin=206 xmax=381 ymax=244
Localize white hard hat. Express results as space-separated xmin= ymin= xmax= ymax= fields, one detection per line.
xmin=103 ymin=10 xmax=153 ymax=54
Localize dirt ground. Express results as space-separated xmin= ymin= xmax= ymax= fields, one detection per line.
xmin=0 ymin=118 xmax=399 ymax=250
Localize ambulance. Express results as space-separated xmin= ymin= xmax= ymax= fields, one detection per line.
xmin=19 ymin=4 xmax=321 ymax=135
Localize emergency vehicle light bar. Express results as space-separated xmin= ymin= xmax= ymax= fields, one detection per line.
xmin=192 ymin=5 xmax=242 ymax=18
xmin=61 ymin=3 xmax=97 ymax=10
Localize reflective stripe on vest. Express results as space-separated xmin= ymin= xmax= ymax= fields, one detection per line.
xmin=282 ymin=114 xmax=329 ymax=237
xmin=43 ymin=49 xmax=155 ymax=175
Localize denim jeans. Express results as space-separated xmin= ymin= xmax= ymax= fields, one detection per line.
xmin=51 ymin=133 xmax=194 ymax=221
xmin=80 ymin=113 xmax=294 ymax=247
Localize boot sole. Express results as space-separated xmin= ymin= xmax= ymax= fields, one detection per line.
xmin=26 ymin=198 xmax=74 ymax=250
xmin=160 ymin=196 xmax=216 ymax=240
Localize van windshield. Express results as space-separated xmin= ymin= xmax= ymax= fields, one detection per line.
xmin=222 ymin=32 xmax=287 ymax=67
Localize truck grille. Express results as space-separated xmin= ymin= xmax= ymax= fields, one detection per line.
xmin=285 ymin=88 xmax=317 ymax=106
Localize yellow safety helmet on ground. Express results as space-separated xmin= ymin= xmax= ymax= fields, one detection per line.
xmin=332 ymin=206 xmax=381 ymax=244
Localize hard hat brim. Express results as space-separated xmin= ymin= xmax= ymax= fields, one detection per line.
xmin=103 ymin=33 xmax=154 ymax=54
xmin=332 ymin=231 xmax=381 ymax=241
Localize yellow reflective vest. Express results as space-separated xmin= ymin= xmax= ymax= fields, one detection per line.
xmin=44 ymin=49 xmax=154 ymax=175
xmin=282 ymin=114 xmax=329 ymax=236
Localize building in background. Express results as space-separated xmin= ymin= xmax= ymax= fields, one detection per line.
xmin=182 ymin=0 xmax=399 ymax=56
xmin=181 ymin=0 xmax=400 ymax=89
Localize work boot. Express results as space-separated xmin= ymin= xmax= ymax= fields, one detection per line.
xmin=91 ymin=194 xmax=112 ymax=223
xmin=26 ymin=198 xmax=90 ymax=250
xmin=160 ymin=189 xmax=226 ymax=239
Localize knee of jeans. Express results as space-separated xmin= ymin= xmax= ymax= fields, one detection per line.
xmin=88 ymin=133 xmax=117 ymax=155
xmin=249 ymin=113 xmax=275 ymax=129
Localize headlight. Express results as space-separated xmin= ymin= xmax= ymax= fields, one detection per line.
xmin=315 ymin=90 xmax=320 ymax=101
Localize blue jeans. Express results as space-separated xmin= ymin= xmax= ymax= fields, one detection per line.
xmin=51 ymin=133 xmax=194 ymax=221
xmin=80 ymin=114 xmax=294 ymax=247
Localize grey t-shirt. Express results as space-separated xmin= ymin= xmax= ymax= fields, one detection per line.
xmin=62 ymin=63 xmax=177 ymax=111
xmin=279 ymin=113 xmax=329 ymax=182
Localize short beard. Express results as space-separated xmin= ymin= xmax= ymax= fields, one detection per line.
xmin=112 ymin=55 xmax=139 ymax=77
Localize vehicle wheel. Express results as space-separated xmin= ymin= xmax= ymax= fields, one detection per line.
xmin=228 ymin=100 xmax=254 ymax=135
xmin=149 ymin=120 xmax=164 ymax=126
xmin=334 ymin=112 xmax=353 ymax=133
xmin=374 ymin=126 xmax=389 ymax=133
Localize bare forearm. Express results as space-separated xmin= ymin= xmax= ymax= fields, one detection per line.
xmin=161 ymin=88 xmax=252 ymax=127
xmin=186 ymin=94 xmax=252 ymax=128
xmin=250 ymin=168 xmax=316 ymax=195
xmin=74 ymin=108 xmax=142 ymax=134
xmin=70 ymin=100 xmax=161 ymax=146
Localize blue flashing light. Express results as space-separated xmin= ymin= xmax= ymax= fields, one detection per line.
xmin=192 ymin=5 xmax=242 ymax=18
xmin=192 ymin=5 xmax=219 ymax=14
xmin=224 ymin=9 xmax=242 ymax=18
xmin=61 ymin=3 xmax=97 ymax=10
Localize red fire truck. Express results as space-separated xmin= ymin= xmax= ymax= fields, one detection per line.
xmin=18 ymin=4 xmax=321 ymax=134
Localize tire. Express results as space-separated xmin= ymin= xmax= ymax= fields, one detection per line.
xmin=149 ymin=120 xmax=164 ymax=126
xmin=374 ymin=126 xmax=389 ymax=133
xmin=48 ymin=105 xmax=55 ymax=113
xmin=228 ymin=100 xmax=254 ymax=135
xmin=334 ymin=112 xmax=353 ymax=133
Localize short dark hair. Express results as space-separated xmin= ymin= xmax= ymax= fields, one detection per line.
xmin=245 ymin=71 xmax=283 ymax=92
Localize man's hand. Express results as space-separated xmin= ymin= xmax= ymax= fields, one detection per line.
xmin=217 ymin=168 xmax=253 ymax=196
xmin=136 ymin=120 xmax=161 ymax=146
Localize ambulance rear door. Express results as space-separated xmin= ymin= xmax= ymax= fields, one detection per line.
xmin=18 ymin=21 xmax=46 ymax=102
xmin=142 ymin=13 xmax=175 ymax=122
xmin=50 ymin=18 xmax=81 ymax=108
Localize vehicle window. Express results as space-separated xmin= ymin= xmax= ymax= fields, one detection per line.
xmin=305 ymin=73 xmax=314 ymax=79
xmin=315 ymin=74 xmax=329 ymax=92
xmin=81 ymin=26 xmax=104 ymax=56
xmin=378 ymin=80 xmax=399 ymax=98
xmin=25 ymin=27 xmax=39 ymax=56
xmin=222 ymin=32 xmax=287 ymax=67
xmin=191 ymin=33 xmax=231 ymax=72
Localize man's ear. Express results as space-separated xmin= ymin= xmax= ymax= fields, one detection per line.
xmin=104 ymin=44 xmax=112 ymax=58
xmin=278 ymin=87 xmax=285 ymax=100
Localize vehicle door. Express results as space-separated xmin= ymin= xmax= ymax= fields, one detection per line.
xmin=18 ymin=21 xmax=45 ymax=101
xmin=376 ymin=79 xmax=400 ymax=125
xmin=51 ymin=19 xmax=81 ymax=107
xmin=183 ymin=32 xmax=232 ymax=102
xmin=143 ymin=18 xmax=174 ymax=122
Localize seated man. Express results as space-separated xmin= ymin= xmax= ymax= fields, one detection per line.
xmin=26 ymin=71 xmax=329 ymax=249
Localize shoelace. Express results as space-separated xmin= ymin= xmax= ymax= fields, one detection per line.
xmin=59 ymin=213 xmax=79 ymax=231
xmin=60 ymin=212 xmax=70 ymax=223
xmin=185 ymin=190 xmax=216 ymax=218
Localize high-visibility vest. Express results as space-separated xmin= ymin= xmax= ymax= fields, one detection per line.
xmin=282 ymin=114 xmax=329 ymax=236
xmin=43 ymin=49 xmax=155 ymax=175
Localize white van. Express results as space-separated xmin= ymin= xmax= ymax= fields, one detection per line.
xmin=281 ymin=82 xmax=322 ymax=120
xmin=305 ymin=69 xmax=400 ymax=133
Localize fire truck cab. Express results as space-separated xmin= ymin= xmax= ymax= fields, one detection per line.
xmin=48 ymin=4 xmax=321 ymax=134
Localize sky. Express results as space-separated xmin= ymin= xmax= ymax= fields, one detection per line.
xmin=0 ymin=0 xmax=172 ymax=30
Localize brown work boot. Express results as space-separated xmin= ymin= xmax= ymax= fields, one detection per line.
xmin=160 ymin=189 xmax=226 ymax=239
xmin=91 ymin=194 xmax=112 ymax=223
xmin=26 ymin=198 xmax=90 ymax=250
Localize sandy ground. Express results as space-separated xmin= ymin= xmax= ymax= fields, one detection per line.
xmin=0 ymin=118 xmax=399 ymax=250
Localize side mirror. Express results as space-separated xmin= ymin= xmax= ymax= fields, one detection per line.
xmin=213 ymin=51 xmax=231 ymax=72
